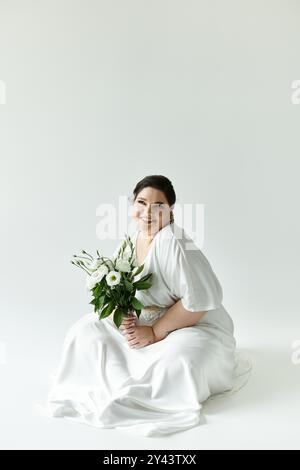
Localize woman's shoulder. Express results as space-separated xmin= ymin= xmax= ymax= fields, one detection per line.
xmin=157 ymin=223 xmax=197 ymax=252
xmin=157 ymin=223 xmax=215 ymax=269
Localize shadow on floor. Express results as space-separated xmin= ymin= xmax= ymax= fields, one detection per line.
xmin=203 ymin=346 xmax=299 ymax=415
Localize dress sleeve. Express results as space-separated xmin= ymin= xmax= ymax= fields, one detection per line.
xmin=160 ymin=236 xmax=223 ymax=312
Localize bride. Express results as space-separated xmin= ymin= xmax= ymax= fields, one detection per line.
xmin=39 ymin=174 xmax=252 ymax=437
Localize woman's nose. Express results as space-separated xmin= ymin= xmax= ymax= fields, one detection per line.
xmin=146 ymin=204 xmax=152 ymax=215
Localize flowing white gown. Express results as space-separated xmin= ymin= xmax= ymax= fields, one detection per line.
xmin=38 ymin=223 xmax=252 ymax=437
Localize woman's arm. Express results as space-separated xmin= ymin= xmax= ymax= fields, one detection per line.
xmin=152 ymin=300 xmax=207 ymax=342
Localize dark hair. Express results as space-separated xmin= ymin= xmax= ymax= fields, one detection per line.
xmin=133 ymin=175 xmax=176 ymax=207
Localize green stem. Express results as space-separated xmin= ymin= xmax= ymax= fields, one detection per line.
xmin=82 ymin=250 xmax=93 ymax=260
xmin=76 ymin=261 xmax=91 ymax=275
xmin=74 ymin=255 xmax=92 ymax=261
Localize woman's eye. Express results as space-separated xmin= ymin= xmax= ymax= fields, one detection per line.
xmin=137 ymin=201 xmax=163 ymax=209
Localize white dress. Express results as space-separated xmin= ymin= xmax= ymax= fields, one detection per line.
xmin=38 ymin=223 xmax=252 ymax=437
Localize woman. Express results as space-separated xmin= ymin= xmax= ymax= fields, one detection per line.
xmin=40 ymin=175 xmax=251 ymax=437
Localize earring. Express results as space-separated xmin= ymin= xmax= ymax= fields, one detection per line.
xmin=170 ymin=211 xmax=174 ymax=224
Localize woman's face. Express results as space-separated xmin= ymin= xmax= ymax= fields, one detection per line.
xmin=132 ymin=186 xmax=172 ymax=237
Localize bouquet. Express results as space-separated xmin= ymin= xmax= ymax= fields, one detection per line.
xmin=71 ymin=234 xmax=153 ymax=328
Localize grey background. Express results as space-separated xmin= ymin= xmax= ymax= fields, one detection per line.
xmin=0 ymin=0 xmax=299 ymax=449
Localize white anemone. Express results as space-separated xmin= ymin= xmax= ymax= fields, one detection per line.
xmin=115 ymin=258 xmax=131 ymax=273
xmin=86 ymin=265 xmax=109 ymax=290
xmin=106 ymin=270 xmax=121 ymax=286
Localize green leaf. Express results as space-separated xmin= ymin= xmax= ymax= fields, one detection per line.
xmin=123 ymin=277 xmax=134 ymax=292
xmin=98 ymin=294 xmax=106 ymax=308
xmin=93 ymin=299 xmax=99 ymax=313
xmin=138 ymin=273 xmax=153 ymax=283
xmin=135 ymin=280 xmax=152 ymax=290
xmin=134 ymin=308 xmax=141 ymax=319
xmin=113 ymin=307 xmax=126 ymax=328
xmin=131 ymin=297 xmax=144 ymax=311
xmin=99 ymin=300 xmax=115 ymax=319
xmin=92 ymin=284 xmax=101 ymax=297
xmin=133 ymin=273 xmax=153 ymax=288
xmin=132 ymin=265 xmax=144 ymax=277
xmin=92 ymin=280 xmax=106 ymax=298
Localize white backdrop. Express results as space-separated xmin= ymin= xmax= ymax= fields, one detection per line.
xmin=0 ymin=0 xmax=299 ymax=450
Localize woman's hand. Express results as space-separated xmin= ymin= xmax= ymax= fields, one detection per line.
xmin=124 ymin=325 xmax=156 ymax=349
xmin=120 ymin=310 xmax=156 ymax=349
xmin=120 ymin=309 xmax=137 ymax=332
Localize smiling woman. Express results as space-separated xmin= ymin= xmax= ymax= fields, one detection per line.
xmin=40 ymin=175 xmax=252 ymax=437
xmin=132 ymin=174 xmax=175 ymax=235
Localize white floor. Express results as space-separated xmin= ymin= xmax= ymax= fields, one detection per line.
xmin=0 ymin=321 xmax=299 ymax=450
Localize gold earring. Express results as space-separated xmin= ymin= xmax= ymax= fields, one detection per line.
xmin=170 ymin=211 xmax=174 ymax=224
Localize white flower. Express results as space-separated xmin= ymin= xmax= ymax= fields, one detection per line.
xmin=106 ymin=270 xmax=121 ymax=286
xmin=123 ymin=244 xmax=132 ymax=261
xmin=115 ymin=258 xmax=131 ymax=273
xmin=105 ymin=259 xmax=115 ymax=270
xmin=96 ymin=264 xmax=109 ymax=280
xmin=86 ymin=265 xmax=109 ymax=290
xmin=88 ymin=258 xmax=103 ymax=272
